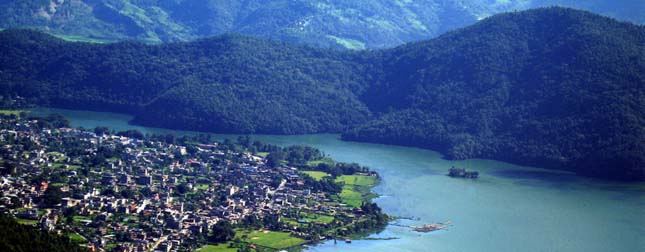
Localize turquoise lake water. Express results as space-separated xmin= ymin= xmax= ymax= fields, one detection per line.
xmin=31 ymin=108 xmax=645 ymax=252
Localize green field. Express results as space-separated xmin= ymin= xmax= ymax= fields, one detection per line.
xmin=335 ymin=175 xmax=379 ymax=207
xmin=50 ymin=162 xmax=80 ymax=171
xmin=302 ymin=213 xmax=334 ymax=224
xmin=53 ymin=34 xmax=111 ymax=44
xmin=15 ymin=218 xmax=38 ymax=225
xmin=256 ymin=152 xmax=270 ymax=157
xmin=196 ymin=183 xmax=210 ymax=190
xmin=326 ymin=35 xmax=366 ymax=50
xmin=306 ymin=157 xmax=335 ymax=167
xmin=0 ymin=109 xmax=26 ymax=116
xmin=283 ymin=212 xmax=335 ymax=226
xmin=236 ymin=230 xmax=305 ymax=249
xmin=335 ymin=175 xmax=378 ymax=187
xmin=72 ymin=215 xmax=92 ymax=225
xmin=197 ymin=243 xmax=237 ymax=252
xmin=301 ymin=171 xmax=330 ymax=181
xmin=339 ymin=188 xmax=363 ymax=207
xmin=105 ymin=243 xmax=118 ymax=250
xmin=69 ymin=233 xmax=87 ymax=244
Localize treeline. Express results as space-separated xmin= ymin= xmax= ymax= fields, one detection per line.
xmin=0 ymin=7 xmax=643 ymax=180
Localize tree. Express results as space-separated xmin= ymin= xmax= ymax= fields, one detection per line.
xmin=120 ymin=189 xmax=136 ymax=199
xmin=0 ymin=214 xmax=88 ymax=252
xmin=209 ymin=221 xmax=235 ymax=244
xmin=94 ymin=126 xmax=110 ymax=136
xmin=176 ymin=183 xmax=189 ymax=195
xmin=116 ymin=130 xmax=144 ymax=139
xmin=164 ymin=133 xmax=176 ymax=144
xmin=266 ymin=151 xmax=284 ymax=168
xmin=43 ymin=185 xmax=63 ymax=207
xmin=0 ymin=162 xmax=17 ymax=175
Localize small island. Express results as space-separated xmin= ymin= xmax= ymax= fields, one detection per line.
xmin=448 ymin=167 xmax=479 ymax=179
xmin=0 ymin=112 xmax=388 ymax=252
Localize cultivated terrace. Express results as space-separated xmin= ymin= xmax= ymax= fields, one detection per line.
xmin=0 ymin=113 xmax=388 ymax=252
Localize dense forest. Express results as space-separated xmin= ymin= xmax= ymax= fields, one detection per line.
xmin=0 ymin=215 xmax=88 ymax=252
xmin=0 ymin=0 xmax=642 ymax=48
xmin=0 ymin=7 xmax=643 ymax=180
xmin=345 ymin=8 xmax=645 ymax=180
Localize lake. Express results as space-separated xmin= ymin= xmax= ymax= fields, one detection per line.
xmin=31 ymin=108 xmax=645 ymax=252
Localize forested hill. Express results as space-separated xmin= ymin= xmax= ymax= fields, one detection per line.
xmin=0 ymin=7 xmax=643 ymax=180
xmin=346 ymin=8 xmax=645 ymax=180
xmin=0 ymin=30 xmax=371 ymax=133
xmin=0 ymin=0 xmax=643 ymax=49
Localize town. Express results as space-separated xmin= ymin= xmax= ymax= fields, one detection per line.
xmin=0 ymin=113 xmax=388 ymax=252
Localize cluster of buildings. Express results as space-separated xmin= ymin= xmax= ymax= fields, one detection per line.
xmin=0 ymin=116 xmax=372 ymax=251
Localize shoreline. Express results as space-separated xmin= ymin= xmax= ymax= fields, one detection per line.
xmin=27 ymin=106 xmax=643 ymax=182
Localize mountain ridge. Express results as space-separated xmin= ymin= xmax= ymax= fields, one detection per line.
xmin=0 ymin=7 xmax=643 ymax=180
xmin=0 ymin=0 xmax=643 ymax=48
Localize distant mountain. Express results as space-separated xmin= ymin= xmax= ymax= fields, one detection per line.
xmin=0 ymin=1 xmax=643 ymax=48
xmin=0 ymin=7 xmax=643 ymax=180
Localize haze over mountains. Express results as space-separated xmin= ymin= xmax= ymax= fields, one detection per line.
xmin=0 ymin=0 xmax=643 ymax=48
xmin=1 ymin=7 xmax=643 ymax=180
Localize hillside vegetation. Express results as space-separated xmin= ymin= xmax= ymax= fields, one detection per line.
xmin=0 ymin=215 xmax=88 ymax=252
xmin=0 ymin=8 xmax=643 ymax=180
xmin=0 ymin=1 xmax=643 ymax=48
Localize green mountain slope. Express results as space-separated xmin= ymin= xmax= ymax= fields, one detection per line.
xmin=0 ymin=7 xmax=643 ymax=180
xmin=346 ymin=8 xmax=645 ymax=180
xmin=0 ymin=30 xmax=372 ymax=133
xmin=0 ymin=0 xmax=643 ymax=48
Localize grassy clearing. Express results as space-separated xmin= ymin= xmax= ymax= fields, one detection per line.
xmin=0 ymin=109 xmax=26 ymax=116
xmin=306 ymin=157 xmax=335 ymax=167
xmin=301 ymin=171 xmax=330 ymax=181
xmin=236 ymin=230 xmax=305 ymax=249
xmin=105 ymin=243 xmax=118 ymax=250
xmin=284 ymin=212 xmax=335 ymax=226
xmin=15 ymin=218 xmax=38 ymax=225
xmin=51 ymin=163 xmax=81 ymax=170
xmin=72 ymin=215 xmax=92 ymax=225
xmin=51 ymin=163 xmax=66 ymax=169
xmin=196 ymin=183 xmax=210 ymax=190
xmin=53 ymin=34 xmax=111 ymax=44
xmin=335 ymin=175 xmax=378 ymax=187
xmin=302 ymin=213 xmax=334 ymax=224
xmin=338 ymin=187 xmax=364 ymax=207
xmin=282 ymin=218 xmax=300 ymax=226
xmin=197 ymin=243 xmax=237 ymax=252
xmin=335 ymin=175 xmax=379 ymax=207
xmin=69 ymin=233 xmax=87 ymax=244
xmin=326 ymin=35 xmax=366 ymax=50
